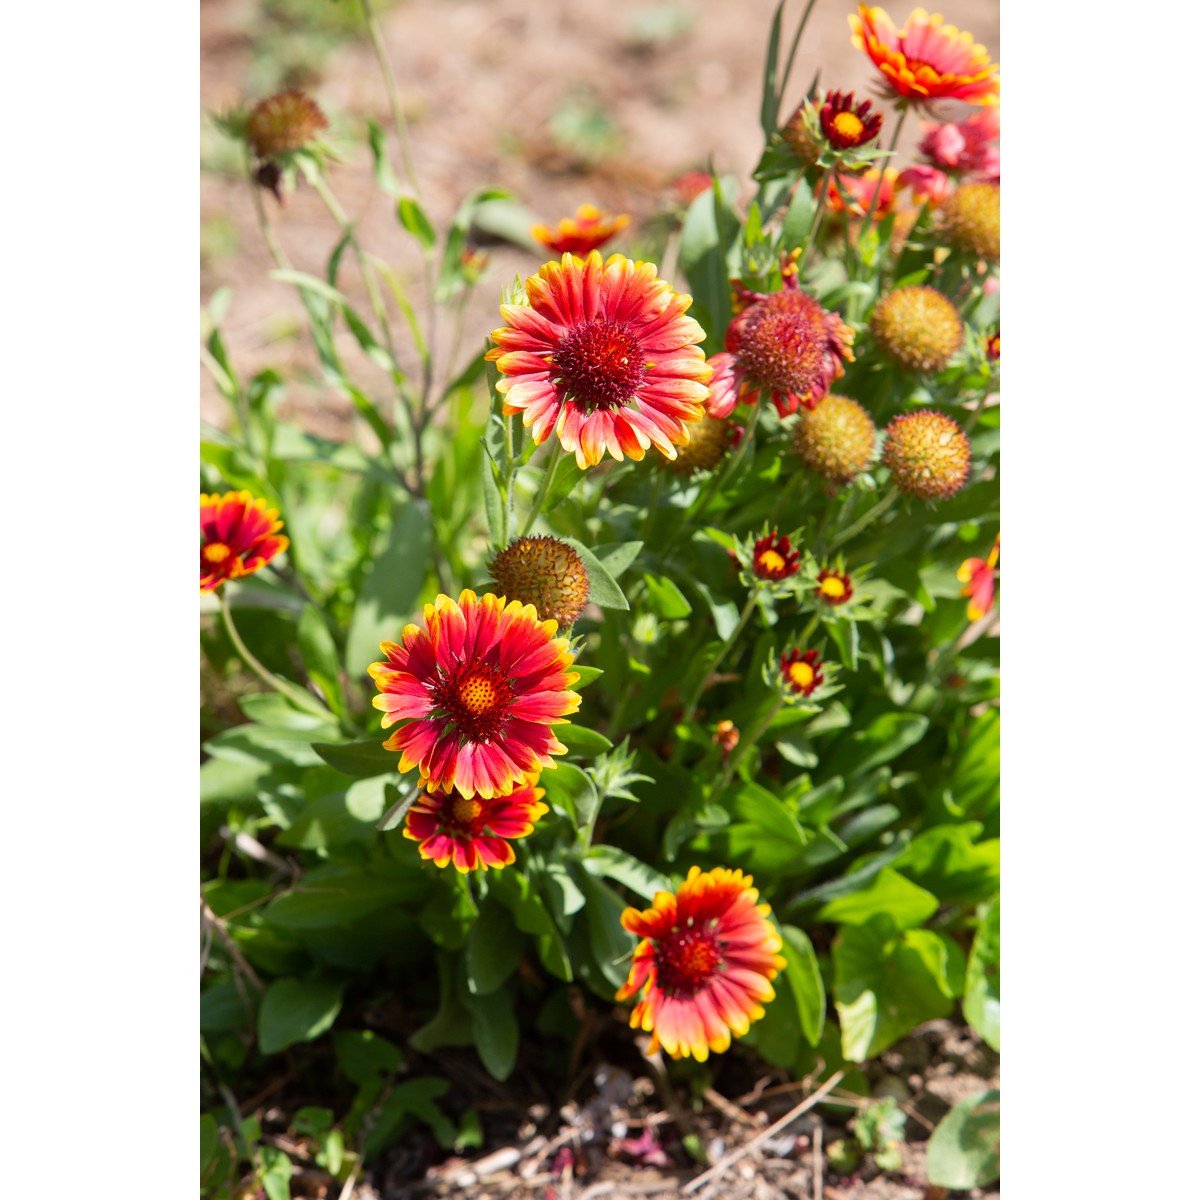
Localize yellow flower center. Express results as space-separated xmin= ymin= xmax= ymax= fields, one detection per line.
xmin=450 ymin=794 xmax=484 ymax=824
xmin=832 ymin=111 xmax=865 ymax=140
xmin=758 ymin=549 xmax=786 ymax=574
xmin=820 ymin=576 xmax=846 ymax=599
xmin=788 ymin=661 xmax=815 ymax=689
xmin=458 ymin=672 xmax=501 ymax=715
xmin=203 ymin=543 xmax=232 ymax=564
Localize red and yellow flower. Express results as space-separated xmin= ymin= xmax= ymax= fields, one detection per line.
xmin=200 ymin=491 xmax=289 ymax=593
xmin=616 ymin=867 xmax=786 ymax=1061
xmin=958 ymin=536 xmax=999 ymax=621
xmin=816 ymin=567 xmax=854 ymax=606
xmin=369 ymin=590 xmax=582 ymax=799
xmin=707 ymin=273 xmax=854 ymax=419
xmin=487 ymin=252 xmax=711 ymax=469
xmin=781 ymin=649 xmax=825 ymax=697
xmin=404 ymin=776 xmax=548 ymax=872
xmin=531 ymin=204 xmax=631 ymax=256
xmin=819 ymin=90 xmax=884 ymax=150
xmin=849 ymin=5 xmax=999 ymax=109
xmin=920 ymin=109 xmax=999 ymax=181
xmin=752 ymin=531 xmax=801 ymax=581
xmin=825 ymin=168 xmax=901 ymax=221
xmin=898 ymin=163 xmax=952 ymax=207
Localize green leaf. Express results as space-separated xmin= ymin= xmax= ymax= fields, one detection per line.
xmin=312 ymin=738 xmax=397 ymax=779
xmin=552 ymin=722 xmax=613 ymax=758
xmin=834 ymin=921 xmax=965 ymax=1061
xmin=200 ymin=757 xmax=272 ymax=807
xmin=362 ymin=1077 xmax=454 ymax=1161
xmin=593 ymin=540 xmax=643 ymax=579
xmin=366 ymin=119 xmax=401 ymax=195
xmin=575 ymin=871 xmax=634 ymax=990
xmin=818 ymin=868 xmax=939 ymax=933
xmin=642 ymin=573 xmax=692 ymax=618
xmin=583 ymin=846 xmax=670 ymax=901
xmin=540 ymin=761 xmax=598 ymax=827
xmin=464 ymin=986 xmax=519 ymax=1081
xmin=572 ymin=665 xmax=604 ymax=689
xmin=259 ymin=1146 xmax=292 ymax=1200
xmin=465 ymin=899 xmax=525 ymax=995
xmin=780 ymin=176 xmax=815 ymax=250
xmin=780 ymin=925 xmax=825 ymax=1047
xmin=346 ymin=496 xmax=432 ymax=675
xmin=963 ymin=894 xmax=1000 ymax=1051
xmin=205 ymin=722 xmax=333 ymax=768
xmin=892 ymin=824 xmax=999 ymax=905
xmin=925 ymin=1090 xmax=1000 ymax=1189
xmin=396 ymin=196 xmax=437 ymax=251
xmin=200 ymin=1113 xmax=219 ymax=1175
xmin=298 ymin=606 xmax=347 ymax=722
xmin=679 ymin=177 xmax=738 ymax=343
xmin=562 ymin=537 xmax=628 ymax=610
xmin=264 ymin=866 xmax=430 ymax=930
xmin=333 ymin=1029 xmax=404 ymax=1085
xmin=258 ymin=978 xmax=344 ymax=1055
xmin=822 ymin=712 xmax=929 ymax=780
xmin=481 ymin=449 xmax=506 ymax=547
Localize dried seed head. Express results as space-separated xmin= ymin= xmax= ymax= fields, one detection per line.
xmin=793 ymin=394 xmax=877 ymax=486
xmin=870 ymin=286 xmax=964 ymax=374
xmin=246 ymin=90 xmax=329 ymax=159
xmin=664 ymin=414 xmax=735 ymax=476
xmin=940 ymin=181 xmax=1000 ymax=262
xmin=882 ymin=410 xmax=971 ymax=501
xmin=489 ymin=536 xmax=590 ymax=628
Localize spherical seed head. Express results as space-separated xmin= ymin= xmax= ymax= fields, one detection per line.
xmin=882 ymin=410 xmax=971 ymax=501
xmin=870 ymin=286 xmax=964 ymax=374
xmin=247 ymin=90 xmax=329 ymax=159
xmin=941 ymin=181 xmax=1000 ymax=263
xmin=781 ymin=103 xmax=822 ymax=167
xmin=665 ymin=414 xmax=735 ymax=476
xmin=489 ymin=536 xmax=590 ymax=628
xmin=793 ymin=394 xmax=877 ymax=485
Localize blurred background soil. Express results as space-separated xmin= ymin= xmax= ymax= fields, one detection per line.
xmin=200 ymin=0 xmax=999 ymax=435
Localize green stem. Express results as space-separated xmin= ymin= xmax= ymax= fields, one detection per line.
xmin=827 ymin=486 xmax=900 ymax=552
xmin=687 ymin=402 xmax=764 ymax=525
xmin=520 ymin=441 xmax=564 ymax=537
xmin=678 ymin=590 xmax=762 ymax=727
xmin=859 ymin=104 xmax=908 ymax=232
xmin=793 ymin=166 xmax=831 ymax=272
xmin=218 ymin=592 xmax=330 ymax=719
xmin=359 ymin=0 xmax=419 ymax=200
xmin=713 ymin=693 xmax=785 ymax=798
xmin=796 ymin=609 xmax=822 ymax=649
xmin=245 ymin=149 xmax=290 ymax=271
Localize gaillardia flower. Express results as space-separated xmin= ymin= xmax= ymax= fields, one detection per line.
xmin=531 ymin=204 xmax=631 ymax=256
xmin=369 ymin=590 xmax=582 ymax=798
xmin=781 ymin=649 xmax=825 ymax=697
xmin=712 ymin=720 xmax=739 ymax=756
xmin=489 ymin=535 xmax=590 ymax=628
xmin=707 ymin=273 xmax=854 ymax=418
xmin=825 ymin=168 xmax=901 ymax=221
xmin=616 ymin=867 xmax=786 ymax=1061
xmin=898 ymin=164 xmax=951 ymax=206
xmin=793 ymin=394 xmax=877 ymax=486
xmin=246 ymin=90 xmax=329 ymax=159
xmin=487 ymin=252 xmax=711 ymax=469
xmin=940 ymin=180 xmax=1000 ymax=262
xmin=819 ymin=89 xmax=884 ymax=150
xmin=752 ymin=531 xmax=801 ymax=581
xmin=870 ymin=286 xmax=963 ymax=374
xmin=200 ymin=491 xmax=289 ymax=593
xmin=849 ymin=5 xmax=999 ymax=109
xmin=882 ymin=410 xmax=971 ymax=500
xmin=404 ymin=776 xmax=548 ymax=873
xmin=663 ymin=413 xmax=736 ymax=476
xmin=816 ymin=567 xmax=854 ymax=606
xmin=920 ymin=109 xmax=1000 ymax=180
xmin=958 ymin=535 xmax=999 ymax=621
xmin=986 ymin=330 xmax=1000 ymax=362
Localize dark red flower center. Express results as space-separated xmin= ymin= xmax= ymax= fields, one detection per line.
xmin=432 ymin=660 xmax=515 ymax=742
xmin=554 ymin=318 xmax=645 ymax=411
xmin=655 ymin=922 xmax=723 ymax=996
xmin=738 ymin=296 xmax=829 ymax=406
xmin=445 ymin=792 xmax=486 ymax=834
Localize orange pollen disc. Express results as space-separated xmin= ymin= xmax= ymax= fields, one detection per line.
xmin=450 ymin=795 xmax=484 ymax=825
xmin=203 ymin=543 xmax=232 ymax=564
xmin=789 ymin=661 xmax=815 ymax=689
xmin=458 ymin=672 xmax=501 ymax=715
xmin=820 ymin=577 xmax=846 ymax=599
xmin=655 ymin=924 xmax=723 ymax=996
xmin=832 ymin=111 xmax=864 ymax=139
xmin=553 ymin=318 xmax=645 ymax=411
xmin=758 ymin=549 xmax=786 ymax=574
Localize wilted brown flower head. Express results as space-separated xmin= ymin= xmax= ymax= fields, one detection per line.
xmin=247 ymin=90 xmax=329 ymax=159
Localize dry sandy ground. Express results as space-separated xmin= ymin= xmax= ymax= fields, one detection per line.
xmin=200 ymin=0 xmax=999 ymax=431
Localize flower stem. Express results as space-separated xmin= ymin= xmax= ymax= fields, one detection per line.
xmin=520 ymin=441 xmax=564 ymax=537
xmin=713 ymin=693 xmax=785 ymax=798
xmin=827 ymin=486 xmax=900 ymax=552
xmin=687 ymin=402 xmax=763 ymax=525
xmin=776 ymin=0 xmax=821 ymax=112
xmin=218 ymin=592 xmax=330 ymax=720
xmin=793 ymin=166 xmax=831 ymax=273
xmin=859 ymin=104 xmax=908 ymax=231
xmin=678 ymin=590 xmax=762 ymax=727
xmin=359 ymin=0 xmax=419 ymax=201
